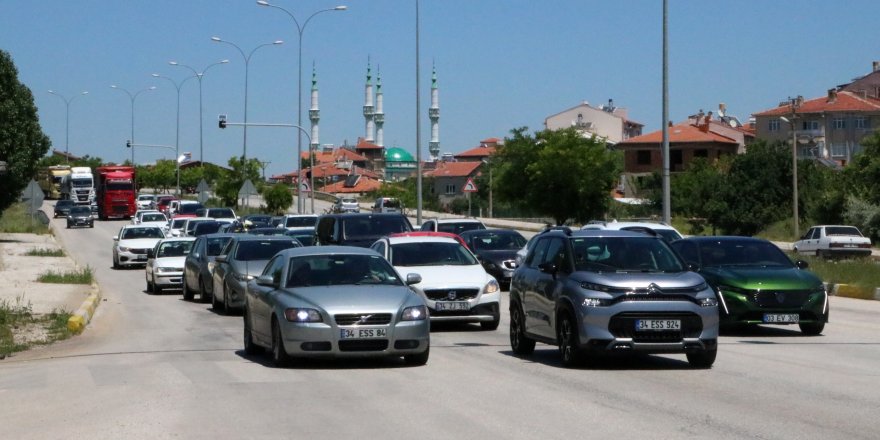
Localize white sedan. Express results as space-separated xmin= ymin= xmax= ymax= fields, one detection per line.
xmin=112 ymin=225 xmax=167 ymax=269
xmin=370 ymin=232 xmax=501 ymax=330
xmin=145 ymin=237 xmax=196 ymax=294
xmin=792 ymin=225 xmax=872 ymax=258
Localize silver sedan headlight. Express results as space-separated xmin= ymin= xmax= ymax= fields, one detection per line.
xmin=284 ymin=308 xmax=323 ymax=323
xmin=402 ymin=305 xmax=428 ymax=321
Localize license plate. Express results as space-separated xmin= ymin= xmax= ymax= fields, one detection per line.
xmin=339 ymin=328 xmax=387 ymax=339
xmin=635 ymin=319 xmax=681 ymax=331
xmin=763 ymin=313 xmax=799 ymax=323
xmin=135 ymin=255 xmax=147 ymax=261
xmin=434 ymin=301 xmax=469 ymax=311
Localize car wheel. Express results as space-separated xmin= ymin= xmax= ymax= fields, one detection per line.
xmin=404 ymin=343 xmax=430 ymax=366
xmin=686 ymin=348 xmax=717 ymax=369
xmin=798 ymin=321 xmax=825 ymax=336
xmin=113 ymin=253 xmax=120 ymax=269
xmin=243 ymin=309 xmax=261 ymax=355
xmin=509 ymin=305 xmax=536 ymax=355
xmin=271 ymin=318 xmax=294 ymax=367
xmin=182 ymin=279 xmax=194 ymax=301
xmin=152 ymin=275 xmax=163 ymax=294
xmin=146 ymin=275 xmax=153 ymax=294
xmin=558 ymin=311 xmax=585 ymax=367
xmin=211 ymin=288 xmax=223 ymax=311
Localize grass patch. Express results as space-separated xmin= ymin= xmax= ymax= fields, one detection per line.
xmin=0 ymin=297 xmax=73 ymax=358
xmin=36 ymin=266 xmax=93 ymax=284
xmin=0 ymin=203 xmax=51 ymax=235
xmin=795 ymin=255 xmax=880 ymax=291
xmin=24 ymin=247 xmax=65 ymax=257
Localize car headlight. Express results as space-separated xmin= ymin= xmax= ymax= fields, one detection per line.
xmin=581 ymin=282 xmax=614 ymax=293
xmin=156 ymin=267 xmax=179 ymax=273
xmin=284 ymin=308 xmax=323 ymax=323
xmin=582 ymin=297 xmax=611 ymax=307
xmin=484 ymin=279 xmax=500 ymax=294
xmin=118 ymin=246 xmax=131 ymax=253
xmin=233 ymin=272 xmax=254 ymax=282
xmin=402 ymin=305 xmax=428 ymax=321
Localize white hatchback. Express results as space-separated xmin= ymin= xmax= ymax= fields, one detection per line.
xmin=370 ymin=233 xmax=501 ymax=330
xmin=145 ymin=237 xmax=196 ymax=294
xmin=113 ymin=225 xmax=167 ymax=268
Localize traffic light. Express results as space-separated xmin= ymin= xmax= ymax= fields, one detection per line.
xmin=218 ymin=114 xmax=227 ymax=129
xmin=126 ymin=140 xmax=131 ymax=148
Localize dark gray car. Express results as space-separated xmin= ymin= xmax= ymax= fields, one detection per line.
xmin=54 ymin=200 xmax=75 ymax=218
xmin=66 ymin=205 xmax=94 ymax=228
xmin=510 ymin=229 xmax=719 ymax=368
xmin=211 ymin=235 xmax=302 ymax=314
xmin=183 ymin=233 xmax=235 ymax=302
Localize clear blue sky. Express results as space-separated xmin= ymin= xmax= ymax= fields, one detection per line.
xmin=2 ymin=0 xmax=878 ymax=177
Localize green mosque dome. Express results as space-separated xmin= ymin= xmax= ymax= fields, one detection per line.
xmin=385 ymin=147 xmax=415 ymax=162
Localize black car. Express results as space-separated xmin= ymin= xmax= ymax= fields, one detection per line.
xmin=459 ymin=228 xmax=527 ymax=289
xmin=66 ymin=205 xmax=94 ymax=228
xmin=54 ymin=200 xmax=75 ymax=218
xmin=192 ymin=221 xmax=225 ymax=237
xmin=314 ymin=213 xmax=413 ymax=247
xmin=241 ymin=214 xmax=273 ymax=229
xmin=183 ymin=233 xmax=236 ymax=302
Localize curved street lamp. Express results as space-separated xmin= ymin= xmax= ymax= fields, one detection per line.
xmin=169 ymin=59 xmax=229 ymax=165
xmin=110 ymin=85 xmax=156 ymax=166
xmin=211 ymin=36 xmax=283 ymax=165
xmin=47 ymin=90 xmax=88 ymax=163
xmin=257 ymin=1 xmax=347 ymax=213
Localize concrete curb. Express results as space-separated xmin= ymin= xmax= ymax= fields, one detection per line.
xmin=829 ymin=283 xmax=880 ymax=301
xmin=67 ymin=282 xmax=101 ymax=334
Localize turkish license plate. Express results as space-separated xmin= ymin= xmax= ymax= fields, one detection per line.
xmin=635 ymin=319 xmax=681 ymax=331
xmin=434 ymin=301 xmax=469 ymax=311
xmin=135 ymin=255 xmax=147 ymax=261
xmin=340 ymin=328 xmax=387 ymax=339
xmin=764 ymin=313 xmax=799 ymax=323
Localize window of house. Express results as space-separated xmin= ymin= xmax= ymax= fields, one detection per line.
xmin=802 ymin=120 xmax=819 ymax=130
xmin=636 ymin=150 xmax=651 ymax=165
xmin=694 ymin=149 xmax=708 ymax=158
xmin=856 ymin=117 xmax=869 ymax=129
xmin=833 ymin=118 xmax=845 ymax=129
xmin=769 ymin=119 xmax=780 ymax=132
xmin=830 ymin=143 xmax=847 ymax=158
xmin=445 ymin=184 xmax=456 ymax=195
xmin=671 ymin=150 xmax=683 ymax=166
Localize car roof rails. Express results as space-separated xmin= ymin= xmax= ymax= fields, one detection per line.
xmin=620 ymin=226 xmax=659 ymax=237
xmin=540 ymin=225 xmax=572 ymax=236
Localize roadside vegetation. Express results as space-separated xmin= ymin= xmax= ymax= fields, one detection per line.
xmin=0 ymin=203 xmax=51 ymax=235
xmin=797 ymin=255 xmax=880 ymax=297
xmin=36 ymin=266 xmax=93 ymax=284
xmin=24 ymin=247 xmax=64 ymax=257
xmin=0 ymin=297 xmax=72 ymax=358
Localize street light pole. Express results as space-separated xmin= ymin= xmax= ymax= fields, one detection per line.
xmin=151 ymin=73 xmax=195 ymax=196
xmin=211 ymin=37 xmax=283 ymax=167
xmin=48 ymin=90 xmax=88 ymax=164
xmin=257 ymin=1 xmax=347 ymax=214
xmin=111 ymin=85 xmax=156 ymax=166
xmin=780 ymin=96 xmax=803 ymax=238
xmin=169 ymin=59 xmax=229 ymax=165
xmin=415 ymin=0 xmax=423 ymax=225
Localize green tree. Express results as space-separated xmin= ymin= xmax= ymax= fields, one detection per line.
xmin=262 ymin=183 xmax=293 ymax=214
xmin=493 ymin=127 xmax=620 ymax=225
xmin=0 ymin=50 xmax=51 ymax=213
xmin=214 ymin=157 xmax=262 ymax=207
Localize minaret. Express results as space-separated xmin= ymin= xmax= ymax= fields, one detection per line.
xmin=428 ymin=65 xmax=440 ymax=160
xmin=309 ymin=64 xmax=320 ymax=153
xmin=374 ymin=67 xmax=385 ymax=148
xmin=363 ymin=60 xmax=375 ymax=143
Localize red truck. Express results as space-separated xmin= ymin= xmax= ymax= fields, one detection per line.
xmin=95 ymin=166 xmax=137 ymax=220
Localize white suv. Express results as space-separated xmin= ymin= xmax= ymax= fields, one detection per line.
xmin=419 ymin=218 xmax=486 ymax=235
xmin=581 ymin=220 xmax=683 ymax=242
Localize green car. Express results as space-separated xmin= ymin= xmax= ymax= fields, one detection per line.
xmin=671 ymin=237 xmax=828 ymax=335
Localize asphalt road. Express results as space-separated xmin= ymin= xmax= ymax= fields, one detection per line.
xmin=1 ymin=214 xmax=879 ymax=439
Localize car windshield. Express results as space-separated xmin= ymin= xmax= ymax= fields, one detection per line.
xmin=206 ymin=237 xmax=232 ymax=256
xmin=157 ymin=240 xmax=193 ymax=257
xmin=171 ymin=219 xmax=187 ymax=228
xmin=697 ymin=240 xmax=793 ymax=268
xmin=142 ymin=213 xmax=166 ymax=222
xmin=344 ymin=216 xmax=410 ymax=238
xmin=438 ymin=222 xmax=484 ymax=234
xmin=245 ymin=215 xmax=272 ymax=223
xmin=284 ymin=216 xmax=317 ymax=228
xmin=178 ymin=203 xmax=204 ymax=215
xmin=286 ymin=254 xmax=402 ymax=288
xmin=122 ymin=227 xmax=164 ymax=240
xmin=391 ymin=241 xmax=478 ymax=266
xmin=825 ymin=226 xmax=862 ymax=237
xmin=186 ymin=220 xmax=210 ymax=233
xmin=70 ymin=207 xmax=91 ymax=215
xmin=469 ymin=232 xmax=527 ymax=251
xmin=381 ymin=199 xmax=401 ymax=208
xmin=138 ymin=195 xmax=153 ymax=201
xmin=209 ymin=208 xmax=235 ymax=218
xmin=193 ymin=222 xmax=222 ymax=236
xmin=234 ymin=240 xmax=300 ymax=261
xmin=56 ymin=201 xmax=73 ymax=207
xmin=570 ymin=236 xmax=684 ymax=273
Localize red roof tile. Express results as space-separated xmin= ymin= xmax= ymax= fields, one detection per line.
xmin=425 ymin=161 xmax=482 ymax=178
xmin=302 ymin=147 xmax=369 ymax=163
xmin=752 ymin=91 xmax=880 ymax=117
xmin=455 ymin=145 xmax=496 ymax=158
xmin=618 ymin=122 xmax=738 ymax=146
xmin=355 ymin=137 xmax=383 ymax=150
xmin=321 ymin=176 xmax=382 ymax=193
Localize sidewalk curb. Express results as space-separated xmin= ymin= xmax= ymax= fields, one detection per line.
xmin=67 ymin=282 xmax=101 ymax=334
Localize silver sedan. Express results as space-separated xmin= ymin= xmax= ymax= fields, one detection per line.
xmin=243 ymin=246 xmax=430 ymax=367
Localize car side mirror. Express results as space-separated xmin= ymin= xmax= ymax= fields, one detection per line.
xmin=538 ymin=262 xmax=557 ymax=274
xmin=405 ymin=273 xmax=422 ymax=285
xmin=113 ymin=236 xmax=119 ymax=241
xmin=191 ymin=252 xmax=200 ymax=259
xmin=255 ymin=274 xmax=276 ymax=288
xmin=795 ymin=260 xmax=809 ymax=270
xmin=147 ymin=249 xmax=155 ymax=259
xmin=215 ymin=255 xmax=227 ymax=263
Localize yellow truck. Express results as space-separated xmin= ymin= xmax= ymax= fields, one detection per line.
xmin=37 ymin=165 xmax=71 ymax=199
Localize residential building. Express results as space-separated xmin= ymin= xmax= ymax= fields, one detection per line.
xmin=544 ymin=100 xmax=643 ymax=145
xmin=453 ymin=137 xmax=501 ymax=162
xmin=424 ymin=161 xmax=482 ymax=207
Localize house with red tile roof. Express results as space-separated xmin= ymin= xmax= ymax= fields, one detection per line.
xmin=753 ymin=89 xmax=880 ymax=165
xmin=424 ymin=160 xmax=483 ymax=206
xmin=454 ymin=137 xmax=501 ymax=162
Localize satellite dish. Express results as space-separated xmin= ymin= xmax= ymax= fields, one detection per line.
xmin=717 ymin=108 xmax=725 ymax=118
